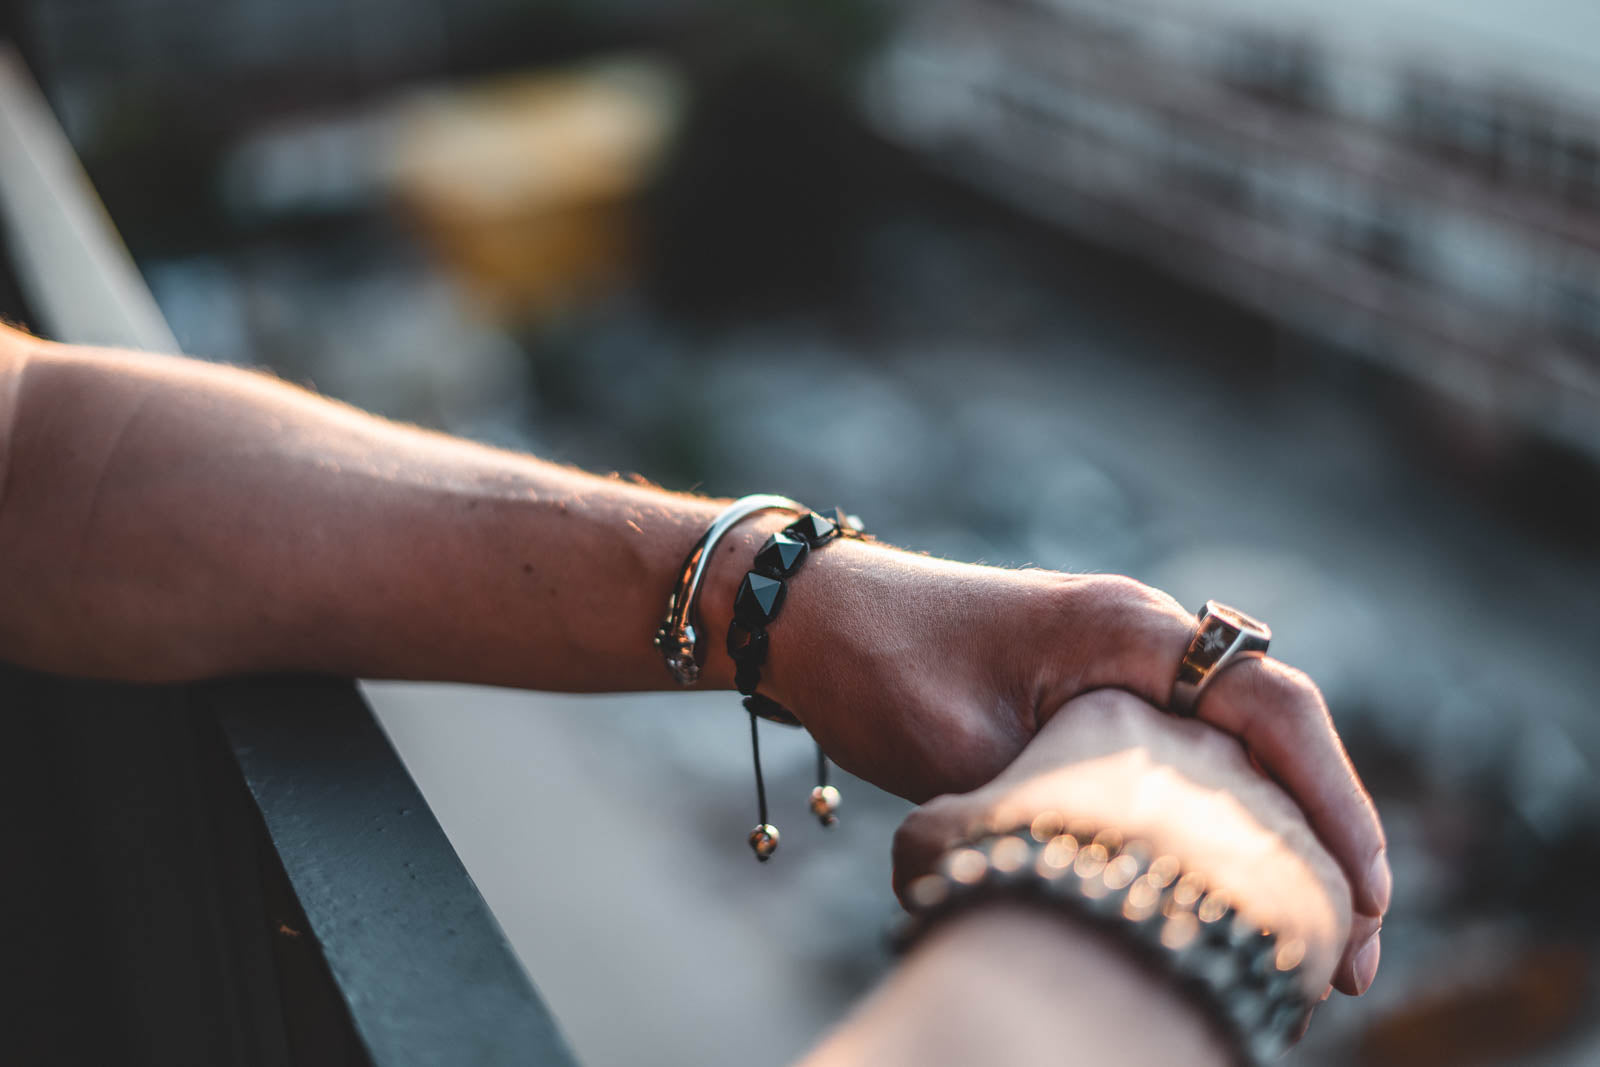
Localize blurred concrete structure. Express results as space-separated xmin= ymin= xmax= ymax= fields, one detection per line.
xmin=867 ymin=0 xmax=1600 ymax=462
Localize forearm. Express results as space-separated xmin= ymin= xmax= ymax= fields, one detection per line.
xmin=798 ymin=904 xmax=1231 ymax=1067
xmin=0 ymin=333 xmax=754 ymax=689
xmin=0 ymin=335 xmax=1390 ymax=957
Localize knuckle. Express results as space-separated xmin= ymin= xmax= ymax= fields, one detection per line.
xmin=1062 ymin=575 xmax=1192 ymax=701
xmin=1087 ymin=574 xmax=1187 ymax=627
xmin=1060 ymin=687 xmax=1167 ymax=744
xmin=892 ymin=795 xmax=963 ymax=864
xmin=892 ymin=794 xmax=971 ymax=899
xmin=1072 ymin=686 xmax=1146 ymax=722
xmin=1229 ymin=662 xmax=1329 ymax=746
xmin=1254 ymin=661 xmax=1322 ymax=707
xmin=1088 ymin=573 xmax=1151 ymax=607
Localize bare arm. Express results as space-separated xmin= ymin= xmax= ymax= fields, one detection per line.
xmin=802 ymin=906 xmax=1234 ymax=1067
xmin=0 ymin=327 xmax=737 ymax=690
xmin=0 ymin=325 xmax=1388 ymax=991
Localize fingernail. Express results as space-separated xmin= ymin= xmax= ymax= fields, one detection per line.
xmin=1366 ymin=851 xmax=1393 ymax=914
xmin=1354 ymin=933 xmax=1382 ymax=995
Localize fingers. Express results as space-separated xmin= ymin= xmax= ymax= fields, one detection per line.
xmin=1196 ymin=658 xmax=1390 ymax=993
xmin=1057 ymin=576 xmax=1389 ymax=994
xmin=890 ymin=793 xmax=975 ymax=905
xmin=1351 ymin=922 xmax=1382 ymax=994
xmin=1340 ymin=913 xmax=1384 ymax=996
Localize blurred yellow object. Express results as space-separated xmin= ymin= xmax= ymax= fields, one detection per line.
xmin=388 ymin=58 xmax=683 ymax=321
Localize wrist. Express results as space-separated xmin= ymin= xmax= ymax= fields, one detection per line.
xmin=887 ymin=903 xmax=1233 ymax=1067
xmin=898 ymin=821 xmax=1322 ymax=1060
xmin=693 ymin=506 xmax=878 ymax=702
xmin=756 ymin=529 xmax=879 ymax=708
xmin=893 ymin=689 xmax=1351 ymax=999
xmin=692 ymin=509 xmax=798 ymax=691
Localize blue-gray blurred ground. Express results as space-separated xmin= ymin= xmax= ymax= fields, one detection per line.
xmin=144 ymin=211 xmax=1600 ymax=1065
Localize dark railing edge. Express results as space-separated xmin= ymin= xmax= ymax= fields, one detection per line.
xmin=0 ymin=43 xmax=578 ymax=1067
xmin=202 ymin=676 xmax=579 ymax=1067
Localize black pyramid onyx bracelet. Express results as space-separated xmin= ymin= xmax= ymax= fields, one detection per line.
xmin=727 ymin=507 xmax=866 ymax=861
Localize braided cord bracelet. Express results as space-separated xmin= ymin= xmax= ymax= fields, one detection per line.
xmin=896 ymin=824 xmax=1317 ymax=1065
xmin=727 ymin=507 xmax=866 ymax=860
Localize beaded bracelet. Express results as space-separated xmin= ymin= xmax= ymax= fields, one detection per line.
xmin=896 ymin=824 xmax=1317 ymax=1065
xmin=726 ymin=507 xmax=866 ymax=861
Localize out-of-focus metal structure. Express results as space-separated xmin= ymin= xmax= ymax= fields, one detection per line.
xmin=866 ymin=0 xmax=1600 ymax=460
xmin=0 ymin=45 xmax=580 ymax=1067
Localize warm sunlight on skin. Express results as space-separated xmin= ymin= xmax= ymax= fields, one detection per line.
xmin=799 ymin=904 xmax=1235 ymax=1067
xmin=985 ymin=746 xmax=1346 ymax=995
xmin=893 ymin=690 xmax=1353 ymax=1003
xmin=0 ymin=322 xmax=1380 ymax=995
xmin=804 ymin=690 xmax=1353 ymax=1067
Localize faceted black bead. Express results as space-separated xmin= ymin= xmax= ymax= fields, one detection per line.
xmin=754 ymin=532 xmax=810 ymax=579
xmin=734 ymin=572 xmax=787 ymax=625
xmin=726 ymin=620 xmax=769 ymax=665
xmin=784 ymin=511 xmax=838 ymax=547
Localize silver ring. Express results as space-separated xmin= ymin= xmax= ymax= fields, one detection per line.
xmin=1170 ymin=601 xmax=1272 ymax=717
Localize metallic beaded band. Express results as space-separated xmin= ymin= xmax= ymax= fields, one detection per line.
xmin=654 ymin=494 xmax=805 ymax=686
xmin=727 ymin=506 xmax=866 ymax=860
xmin=896 ymin=824 xmax=1316 ymax=1065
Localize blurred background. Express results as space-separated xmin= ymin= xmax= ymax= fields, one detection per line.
xmin=5 ymin=0 xmax=1600 ymax=1064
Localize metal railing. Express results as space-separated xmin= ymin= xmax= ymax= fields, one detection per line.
xmin=0 ymin=44 xmax=579 ymax=1067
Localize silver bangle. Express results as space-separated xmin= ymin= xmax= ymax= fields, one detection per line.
xmin=654 ymin=494 xmax=804 ymax=685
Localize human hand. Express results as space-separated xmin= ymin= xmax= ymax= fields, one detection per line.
xmin=890 ymin=687 xmax=1354 ymax=1007
xmin=706 ymin=529 xmax=1385 ymax=994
